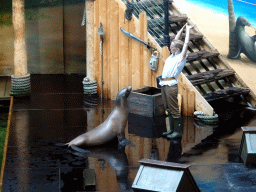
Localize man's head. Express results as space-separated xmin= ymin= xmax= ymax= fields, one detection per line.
xmin=170 ymin=40 xmax=184 ymax=54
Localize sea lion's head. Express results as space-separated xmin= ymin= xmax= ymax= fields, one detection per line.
xmin=118 ymin=86 xmax=132 ymax=98
xmin=116 ymin=86 xmax=132 ymax=107
xmin=237 ymin=16 xmax=251 ymax=27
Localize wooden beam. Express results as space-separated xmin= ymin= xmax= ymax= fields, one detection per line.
xmin=0 ymin=97 xmax=13 ymax=188
xmin=183 ymin=84 xmax=189 ymax=116
xmin=131 ymin=23 xmax=141 ymax=90
xmin=13 ymin=0 xmax=27 ymax=76
xmin=187 ymin=50 xmax=219 ymax=62
xmin=187 ymin=69 xmax=235 ymax=85
xmin=94 ymin=0 xmax=100 ymax=94
xmin=86 ymin=0 xmax=95 ymax=81
xmin=139 ymin=11 xmax=151 ymax=87
xmin=188 ymin=91 xmax=195 ymax=117
xmin=100 ymin=0 xmax=109 ymax=98
xmin=119 ymin=6 xmax=129 ymax=90
xmin=156 ymin=33 xmax=203 ymax=47
xmin=180 ymin=73 xmax=214 ymax=116
xmin=109 ymin=0 xmax=119 ymax=99
xmin=204 ymin=87 xmax=250 ymax=102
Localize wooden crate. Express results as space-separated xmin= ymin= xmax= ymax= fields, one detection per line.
xmin=239 ymin=127 xmax=256 ymax=166
xmin=128 ymin=86 xmax=165 ymax=118
xmin=132 ymin=159 xmax=200 ymax=192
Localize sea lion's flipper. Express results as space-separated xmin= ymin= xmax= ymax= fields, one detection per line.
xmin=232 ymin=42 xmax=243 ymax=59
xmin=70 ymin=144 xmax=90 ymax=153
xmin=118 ymin=138 xmax=135 ymax=148
xmin=245 ymin=106 xmax=256 ymax=112
xmin=55 ymin=143 xmax=68 ymax=147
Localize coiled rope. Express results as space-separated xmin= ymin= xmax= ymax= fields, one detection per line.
xmin=83 ymin=77 xmax=97 ymax=95
xmin=194 ymin=111 xmax=219 ymax=124
xmin=10 ymin=74 xmax=31 ymax=96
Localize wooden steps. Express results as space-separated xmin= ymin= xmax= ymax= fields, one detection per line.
xmin=156 ymin=33 xmax=204 ymax=47
xmin=148 ymin=15 xmax=188 ymax=29
xmin=187 ymin=50 xmax=219 ymax=62
xmin=170 ymin=33 xmax=203 ymax=42
xmin=203 ymin=87 xmax=250 ymax=102
xmin=121 ymin=0 xmax=256 ymax=108
xmin=187 ymin=69 xmax=235 ymax=86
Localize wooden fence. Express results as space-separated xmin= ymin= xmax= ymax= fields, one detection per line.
xmin=93 ymin=0 xmax=213 ymax=116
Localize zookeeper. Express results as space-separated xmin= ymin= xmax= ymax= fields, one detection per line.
xmin=160 ymin=23 xmax=194 ymax=139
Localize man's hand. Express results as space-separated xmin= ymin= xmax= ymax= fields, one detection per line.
xmin=186 ymin=24 xmax=194 ymax=30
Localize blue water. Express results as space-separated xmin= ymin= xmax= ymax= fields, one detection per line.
xmin=185 ymin=0 xmax=256 ymax=28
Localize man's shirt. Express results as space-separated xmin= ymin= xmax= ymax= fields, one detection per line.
xmin=159 ymin=53 xmax=187 ymax=86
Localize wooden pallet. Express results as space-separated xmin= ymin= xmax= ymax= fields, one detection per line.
xmin=126 ymin=0 xmax=256 ymax=107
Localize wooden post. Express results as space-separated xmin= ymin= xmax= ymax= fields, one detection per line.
xmin=188 ymin=91 xmax=195 ymax=116
xmin=180 ymin=73 xmax=214 ymax=116
xmin=12 ymin=0 xmax=27 ymax=76
xmin=86 ymin=0 xmax=95 ymax=81
xmin=109 ymin=0 xmax=119 ymax=99
xmin=139 ymin=11 xmax=151 ymax=87
xmin=94 ymin=0 xmax=100 ymax=94
xmin=131 ymin=22 xmax=141 ymax=90
xmin=11 ymin=0 xmax=31 ymax=96
xmin=182 ymin=84 xmax=188 ymax=116
xmin=119 ymin=5 xmax=129 ymax=90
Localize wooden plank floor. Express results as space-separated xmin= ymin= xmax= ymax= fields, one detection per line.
xmin=0 ymin=76 xmax=11 ymax=100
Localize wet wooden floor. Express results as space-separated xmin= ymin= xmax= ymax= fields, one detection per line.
xmin=2 ymin=74 xmax=256 ymax=191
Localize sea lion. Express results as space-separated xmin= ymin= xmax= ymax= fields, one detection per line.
xmin=232 ymin=16 xmax=256 ymax=62
xmin=60 ymin=86 xmax=133 ymax=148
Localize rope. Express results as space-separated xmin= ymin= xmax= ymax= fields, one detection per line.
xmin=121 ymin=0 xmax=176 ymax=47
xmin=83 ymin=94 xmax=98 ymax=108
xmin=132 ymin=0 xmax=173 ymax=46
xmin=236 ymin=0 xmax=256 ymax=6
xmin=81 ymin=0 xmax=86 ymax=26
xmin=194 ymin=111 xmax=219 ymax=124
xmin=133 ymin=1 xmax=164 ymax=37
xmin=10 ymin=74 xmax=31 ymax=96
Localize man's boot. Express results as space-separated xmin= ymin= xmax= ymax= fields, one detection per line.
xmin=167 ymin=117 xmax=182 ymax=139
xmin=162 ymin=116 xmax=173 ymax=136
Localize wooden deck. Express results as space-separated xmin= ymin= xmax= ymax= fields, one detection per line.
xmin=0 ymin=76 xmax=11 ymax=100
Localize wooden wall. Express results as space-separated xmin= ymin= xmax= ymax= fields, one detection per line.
xmin=0 ymin=1 xmax=86 ymax=75
xmin=94 ymin=0 xmax=213 ymax=116
xmin=94 ymin=0 xmax=161 ymax=100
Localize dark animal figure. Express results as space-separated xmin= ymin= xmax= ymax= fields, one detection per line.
xmin=72 ymin=146 xmax=131 ymax=191
xmin=57 ymin=86 xmax=133 ymax=149
xmin=231 ymin=16 xmax=256 ymax=62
